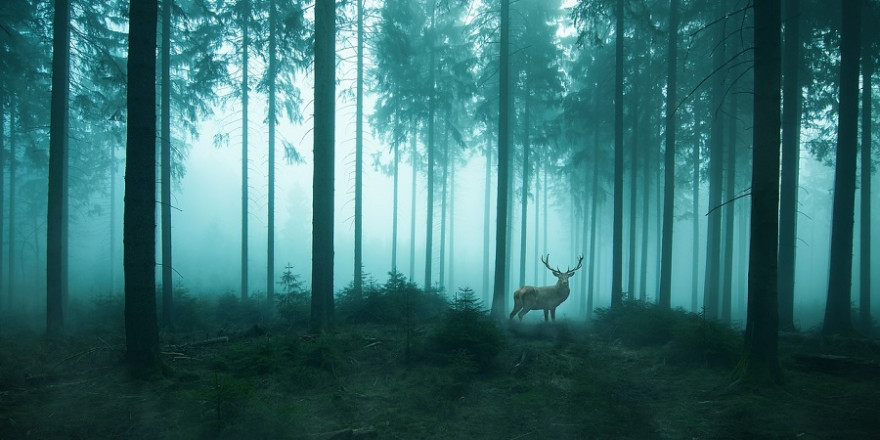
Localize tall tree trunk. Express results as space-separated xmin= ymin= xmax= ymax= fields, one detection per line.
xmin=8 ymin=104 xmax=16 ymax=306
xmin=353 ymin=0 xmax=364 ymax=298
xmin=542 ymin=162 xmax=548 ymax=286
xmin=611 ymin=0 xmax=624 ymax=308
xmin=722 ymin=92 xmax=737 ymax=324
xmin=491 ymin=0 xmax=511 ymax=320
xmin=47 ymin=0 xmax=70 ymax=339
xmin=778 ymin=0 xmax=801 ymax=331
xmin=659 ymin=0 xmax=678 ymax=309
xmin=424 ymin=11 xmax=436 ymax=291
xmin=587 ymin=139 xmax=600 ymax=319
xmin=733 ymin=0 xmax=781 ymax=385
xmin=448 ymin=158 xmax=455 ymax=290
xmin=311 ymin=0 xmax=336 ymax=333
xmin=439 ymin=123 xmax=448 ymax=290
xmin=482 ymin=143 xmax=491 ymax=303
xmin=628 ymin=95 xmax=639 ymax=300
xmin=267 ymin=0 xmax=277 ymax=307
xmin=859 ymin=18 xmax=873 ymax=332
xmin=691 ymin=115 xmax=702 ymax=312
xmin=0 ymin=96 xmax=5 ymax=314
xmin=110 ymin=146 xmax=117 ymax=294
xmin=704 ymin=4 xmax=726 ymax=320
xmin=534 ymin=160 xmax=540 ymax=284
xmin=392 ymin=141 xmax=399 ymax=271
xmin=240 ymin=0 xmax=250 ymax=300
xmin=519 ymin=92 xmax=530 ymax=289
xmin=124 ymin=0 xmax=161 ymax=375
xmin=410 ymin=124 xmax=417 ymax=280
xmin=639 ymin=131 xmax=650 ymax=301
xmin=160 ymin=0 xmax=173 ymax=327
xmin=823 ymin=0 xmax=861 ymax=336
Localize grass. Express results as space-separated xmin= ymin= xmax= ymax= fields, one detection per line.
xmin=1 ymin=293 xmax=878 ymax=439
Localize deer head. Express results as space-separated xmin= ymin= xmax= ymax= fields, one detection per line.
xmin=541 ymin=254 xmax=584 ymax=288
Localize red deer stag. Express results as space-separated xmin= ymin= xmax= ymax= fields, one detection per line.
xmin=509 ymin=254 xmax=584 ymax=322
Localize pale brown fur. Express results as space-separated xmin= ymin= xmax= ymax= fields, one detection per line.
xmin=509 ymin=255 xmax=583 ymax=322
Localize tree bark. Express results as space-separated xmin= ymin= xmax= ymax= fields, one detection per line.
xmin=240 ymin=0 xmax=250 ymax=300
xmin=733 ymin=0 xmax=782 ymax=386
xmin=482 ymin=143 xmax=491 ymax=303
xmin=267 ymin=0 xmax=277 ymax=308
xmin=611 ymin=0 xmax=624 ymax=308
xmin=311 ymin=0 xmax=336 ymax=333
xmin=659 ymin=0 xmax=678 ymax=308
xmin=8 ymin=103 xmax=16 ymax=307
xmin=858 ymin=18 xmax=873 ymax=332
xmin=519 ymin=92 xmax=530 ymax=289
xmin=124 ymin=0 xmax=162 ymax=375
xmin=47 ymin=0 xmax=70 ymax=339
xmin=823 ymin=0 xmax=861 ymax=336
xmin=704 ymin=3 xmax=726 ymax=320
xmin=491 ymin=0 xmax=511 ymax=320
xmin=691 ymin=114 xmax=701 ymax=312
xmin=778 ymin=0 xmax=801 ymax=331
xmin=353 ymin=0 xmax=364 ymax=298
xmin=409 ymin=123 xmax=417 ymax=280
xmin=424 ymin=10 xmax=436 ymax=291
xmin=160 ymin=0 xmax=173 ymax=327
xmin=722 ymin=92 xmax=737 ymax=324
xmin=392 ymin=140 xmax=399 ymax=271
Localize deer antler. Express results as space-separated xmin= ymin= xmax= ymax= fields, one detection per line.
xmin=565 ymin=255 xmax=584 ymax=275
xmin=541 ymin=254 xmax=562 ymax=276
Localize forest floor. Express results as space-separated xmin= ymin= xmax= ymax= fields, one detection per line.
xmin=1 ymin=312 xmax=879 ymax=439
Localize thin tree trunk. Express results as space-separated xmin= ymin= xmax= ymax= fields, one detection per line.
xmin=311 ymin=0 xmax=336 ymax=333
xmin=722 ymin=92 xmax=737 ymax=324
xmin=482 ymin=143 xmax=491 ymax=303
xmin=692 ymin=115 xmax=701 ymax=312
xmin=392 ymin=141 xmax=399 ymax=271
xmin=639 ymin=134 xmax=650 ymax=302
xmin=410 ymin=124 xmax=417 ymax=280
xmin=823 ymin=0 xmax=861 ymax=336
xmin=519 ymin=92 xmax=530 ymax=289
xmin=542 ymin=159 xmax=548 ymax=286
xmin=424 ymin=10 xmax=436 ymax=291
xmin=534 ymin=159 xmax=540 ymax=284
xmin=611 ymin=0 xmax=624 ymax=308
xmin=353 ymin=0 xmax=364 ymax=297
xmin=267 ymin=0 xmax=277 ymax=307
xmin=47 ymin=0 xmax=70 ymax=339
xmin=160 ymin=0 xmax=173 ymax=326
xmin=439 ymin=123 xmax=448 ymax=290
xmin=659 ymin=0 xmax=678 ymax=308
xmin=8 ymin=104 xmax=16 ymax=306
xmin=733 ymin=0 xmax=781 ymax=385
xmin=859 ymin=20 xmax=873 ymax=332
xmin=778 ymin=0 xmax=801 ymax=331
xmin=110 ymin=146 xmax=117 ymax=294
xmin=704 ymin=5 xmax=726 ymax=320
xmin=587 ymin=142 xmax=600 ymax=319
xmin=448 ymin=158 xmax=455 ymax=290
xmin=124 ymin=0 xmax=161 ymax=374
xmin=491 ymin=0 xmax=511 ymax=320
xmin=0 ymin=96 xmax=5 ymax=313
xmin=240 ymin=0 xmax=250 ymax=300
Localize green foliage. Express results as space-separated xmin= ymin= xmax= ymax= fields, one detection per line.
xmin=336 ymin=270 xmax=447 ymax=325
xmin=426 ymin=288 xmax=505 ymax=372
xmin=594 ymin=300 xmax=741 ymax=368
xmin=213 ymin=293 xmax=264 ymax=330
xmin=275 ymin=264 xmax=309 ymax=328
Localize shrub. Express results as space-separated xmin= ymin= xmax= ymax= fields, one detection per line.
xmin=337 ymin=270 xmax=448 ymax=325
xmin=427 ymin=288 xmax=505 ymax=372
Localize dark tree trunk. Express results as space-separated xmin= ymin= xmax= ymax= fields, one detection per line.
xmin=628 ymin=98 xmax=638 ymax=300
xmin=491 ymin=0 xmax=510 ymax=320
xmin=424 ymin=13 xmax=436 ymax=291
xmin=778 ymin=0 xmax=801 ymax=331
xmin=267 ymin=0 xmax=277 ymax=308
xmin=733 ymin=0 xmax=782 ymax=386
xmin=47 ymin=0 xmax=70 ymax=339
xmin=410 ymin=124 xmax=417 ymax=280
xmin=240 ymin=0 xmax=250 ymax=300
xmin=8 ymin=104 xmax=16 ymax=306
xmin=311 ymin=0 xmax=336 ymax=333
xmin=611 ymin=0 xmax=624 ymax=308
xmin=160 ymin=0 xmax=173 ymax=327
xmin=124 ymin=0 xmax=162 ymax=375
xmin=587 ymin=141 xmax=600 ymax=319
xmin=859 ymin=18 xmax=873 ymax=332
xmin=659 ymin=0 xmax=678 ymax=308
xmin=704 ymin=3 xmax=726 ymax=320
xmin=639 ymin=124 xmax=650 ymax=301
xmin=392 ymin=141 xmax=399 ymax=271
xmin=353 ymin=0 xmax=364 ymax=298
xmin=823 ymin=0 xmax=861 ymax=336
xmin=691 ymin=115 xmax=702 ymax=312
xmin=722 ymin=92 xmax=737 ymax=324
xmin=448 ymin=159 xmax=455 ymax=289
xmin=439 ymin=123 xmax=448 ymax=290
xmin=0 ymin=96 xmax=5 ymax=315
xmin=482 ymin=143 xmax=491 ymax=303
xmin=519 ymin=93 xmax=530 ymax=289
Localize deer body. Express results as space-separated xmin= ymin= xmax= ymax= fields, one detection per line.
xmin=509 ymin=255 xmax=583 ymax=322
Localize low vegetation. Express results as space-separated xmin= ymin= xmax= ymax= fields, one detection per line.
xmin=1 ymin=275 xmax=878 ymax=439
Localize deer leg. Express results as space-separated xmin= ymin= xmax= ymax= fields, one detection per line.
xmin=509 ymin=291 xmax=523 ymax=320
xmin=550 ymin=308 xmax=556 ymax=321
xmin=543 ymin=309 xmax=549 ymax=321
